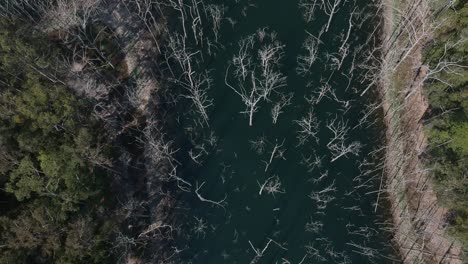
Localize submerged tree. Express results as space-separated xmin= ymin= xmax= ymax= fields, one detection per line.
xmin=225 ymin=29 xmax=287 ymax=126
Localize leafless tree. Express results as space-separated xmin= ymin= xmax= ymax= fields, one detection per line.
xmin=413 ymin=41 xmax=468 ymax=99
xmin=299 ymin=0 xmax=322 ymax=22
xmin=258 ymin=175 xmax=285 ymax=197
xmin=0 ymin=0 xmax=52 ymax=22
xmin=195 ymin=181 xmax=227 ymax=209
xmin=305 ymin=242 xmax=326 ymax=261
xmin=143 ymin=125 xmax=180 ymax=171
xmin=207 ymin=4 xmax=225 ymax=43
xmin=353 ymin=102 xmax=382 ymax=129
xmin=329 ymin=140 xmax=361 ymax=163
xmin=326 ymin=115 xmax=349 ymax=147
xmin=333 ymin=7 xmax=357 ymax=70
xmin=345 ymin=242 xmax=378 ymax=259
xmin=113 ymin=232 xmax=138 ymax=262
xmin=301 ymin=152 xmax=324 ymax=173
xmin=263 ymin=139 xmax=286 ymax=172
xmin=250 ymin=135 xmax=268 ymax=154
xmin=297 ymin=31 xmax=323 ymax=76
xmin=248 ymin=238 xmax=287 ymax=264
xmin=326 ymin=116 xmax=361 ymax=162
xmin=312 ymin=170 xmax=329 ymax=184
xmin=321 ymin=0 xmax=343 ymax=32
xmin=225 ymin=31 xmax=287 ymax=126
xmin=138 ymin=222 xmax=176 ymax=239
xmin=306 ymin=81 xmax=332 ymax=105
xmin=188 ymin=143 xmax=208 ymax=165
xmin=205 ymin=131 xmax=218 ymax=147
xmin=130 ymin=0 xmax=167 ymax=53
xmin=305 ymin=217 xmax=323 ymax=234
xmin=168 ymin=166 xmax=192 ymax=192
xmin=309 ymin=180 xmax=336 ymax=209
xmin=164 ymin=0 xmax=188 ymax=40
xmin=329 ymin=89 xmax=352 ymax=113
xmin=295 ymin=109 xmax=320 ymax=145
xmin=271 ymin=93 xmax=293 ymax=124
xmin=232 ymin=35 xmax=255 ymax=81
xmin=167 ymin=33 xmax=213 ymax=125
xmin=390 ymin=6 xmax=433 ymax=72
xmin=57 ymin=0 xmax=99 ymax=29
xmin=161 ymin=0 xmax=228 ymax=52
xmin=193 ymin=216 xmax=208 ymax=238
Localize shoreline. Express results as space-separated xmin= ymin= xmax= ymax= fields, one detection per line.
xmin=379 ymin=0 xmax=463 ymax=262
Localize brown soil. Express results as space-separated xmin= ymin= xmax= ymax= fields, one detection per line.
xmin=380 ymin=0 xmax=463 ymax=263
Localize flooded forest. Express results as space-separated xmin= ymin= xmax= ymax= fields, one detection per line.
xmin=1 ymin=0 xmax=466 ymax=263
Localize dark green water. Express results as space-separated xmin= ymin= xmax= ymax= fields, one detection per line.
xmin=163 ymin=0 xmax=398 ymax=263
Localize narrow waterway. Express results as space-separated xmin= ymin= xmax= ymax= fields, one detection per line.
xmin=162 ymin=0 xmax=398 ymax=262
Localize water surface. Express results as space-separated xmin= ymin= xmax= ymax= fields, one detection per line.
xmin=163 ymin=0 xmax=398 ymax=263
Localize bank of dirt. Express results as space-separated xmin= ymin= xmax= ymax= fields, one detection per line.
xmin=380 ymin=0 xmax=463 ymax=262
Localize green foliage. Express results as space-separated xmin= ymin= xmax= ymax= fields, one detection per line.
xmin=449 ymin=122 xmax=468 ymax=155
xmin=0 ymin=19 xmax=119 ymax=263
xmin=6 ymin=157 xmax=45 ymax=201
xmin=424 ymin=0 xmax=468 ymax=248
xmin=449 ymin=213 xmax=468 ymax=247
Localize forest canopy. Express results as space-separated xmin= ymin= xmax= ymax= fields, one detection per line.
xmin=0 ymin=19 xmax=117 ymax=263
xmin=424 ymin=0 xmax=468 ymax=244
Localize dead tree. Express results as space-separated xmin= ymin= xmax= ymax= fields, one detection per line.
xmin=0 ymin=0 xmax=55 ymax=22
xmin=312 ymin=170 xmax=329 ymax=184
xmin=263 ymin=139 xmax=286 ymax=172
xmin=225 ymin=31 xmax=287 ymax=126
xmin=271 ymin=93 xmax=293 ymax=124
xmin=188 ymin=143 xmax=208 ymax=165
xmin=225 ymin=70 xmax=264 ymax=127
xmin=258 ymin=175 xmax=285 ymax=197
xmin=165 ymin=0 xmax=188 ymax=40
xmin=161 ymin=0 xmax=227 ymax=53
xmin=167 ymin=33 xmax=213 ymax=125
xmin=248 ymin=238 xmax=287 ymax=264
xmin=390 ymin=5 xmax=433 ymax=72
xmin=321 ymin=0 xmax=343 ymax=32
xmin=334 ymin=7 xmax=357 ymax=70
xmin=299 ymin=0 xmax=322 ymax=22
xmin=345 ymin=242 xmax=378 ymax=259
xmin=305 ymin=243 xmax=326 ymax=262
xmin=325 ymin=116 xmax=349 ymax=147
xmin=207 ymin=4 xmax=225 ymax=43
xmin=113 ymin=232 xmax=138 ymax=261
xmin=309 ymin=180 xmax=336 ymax=209
xmin=35 ymin=0 xmax=100 ymax=33
xmin=301 ymin=152 xmax=324 ymax=173
xmin=141 ymin=119 xmax=195 ymax=193
xmin=326 ymin=116 xmax=361 ymax=162
xmin=306 ymin=81 xmax=332 ymax=105
xmin=353 ymin=102 xmax=382 ymax=129
xmin=329 ymin=89 xmax=352 ymax=113
xmin=188 ymin=0 xmax=204 ymax=46
xmin=295 ymin=109 xmax=320 ymax=145
xmin=250 ymin=135 xmax=267 ymax=154
xmin=143 ymin=125 xmax=180 ymax=171
xmin=297 ymin=32 xmax=322 ymax=76
xmin=195 ymin=181 xmax=227 ymax=209
xmin=305 ymin=217 xmax=323 ymax=234
xmin=193 ymin=216 xmax=208 ymax=238
xmin=413 ymin=41 xmax=468 ymax=99
xmin=168 ymin=166 xmax=192 ymax=192
xmin=132 ymin=0 xmax=166 ymax=53
xmin=329 ymin=140 xmax=361 ymax=163
xmin=138 ymin=222 xmax=176 ymax=239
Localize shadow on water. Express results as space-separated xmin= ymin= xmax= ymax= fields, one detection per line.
xmin=161 ymin=0 xmax=400 ymax=263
